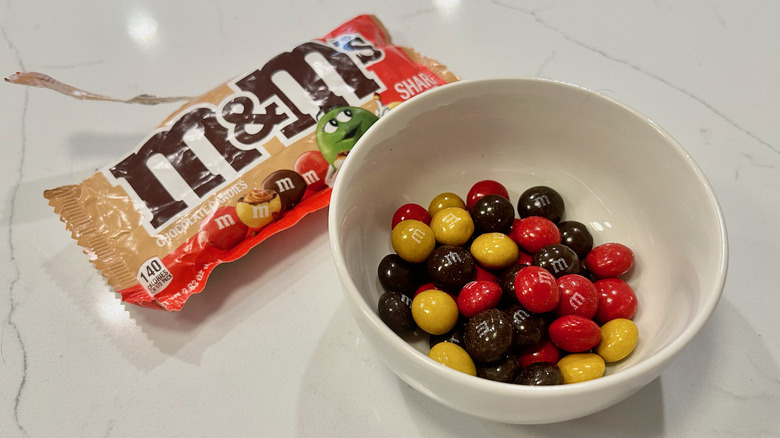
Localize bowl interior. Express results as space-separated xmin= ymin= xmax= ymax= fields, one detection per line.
xmin=328 ymin=78 xmax=727 ymax=417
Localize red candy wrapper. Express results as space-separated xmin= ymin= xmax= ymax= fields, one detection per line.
xmin=42 ymin=15 xmax=458 ymax=310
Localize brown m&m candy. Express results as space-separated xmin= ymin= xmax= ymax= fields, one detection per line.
xmin=558 ymin=220 xmax=593 ymax=259
xmin=515 ymin=362 xmax=563 ymax=386
xmin=471 ymin=194 xmax=515 ymax=234
xmin=377 ymin=253 xmax=423 ymax=296
xmin=427 ymin=245 xmax=476 ymax=292
xmin=497 ymin=263 xmax=524 ymax=308
xmin=464 ymin=308 xmax=514 ymax=363
xmin=505 ymin=304 xmax=546 ymax=348
xmin=378 ymin=291 xmax=416 ymax=334
xmin=429 ymin=322 xmax=466 ymax=348
xmin=476 ymin=355 xmax=520 ymax=383
xmin=262 ymin=169 xmax=307 ymax=210
xmin=532 ymin=244 xmax=580 ymax=278
xmin=517 ymin=186 xmax=565 ymax=223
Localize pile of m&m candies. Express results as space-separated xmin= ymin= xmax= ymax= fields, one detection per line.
xmin=377 ymin=180 xmax=639 ymax=385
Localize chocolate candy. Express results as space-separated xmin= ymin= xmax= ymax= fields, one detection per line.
xmin=498 ymin=264 xmax=523 ymax=308
xmin=509 ymin=216 xmax=561 ymax=254
xmin=532 ymin=244 xmax=580 ymax=278
xmin=262 ymin=169 xmax=307 ymax=210
xmin=474 ymin=264 xmax=499 ymax=283
xmin=548 ymin=314 xmax=602 ymax=353
xmin=514 ymin=266 xmax=560 ymax=313
xmin=471 ymin=194 xmax=515 ymax=233
xmin=466 ymin=180 xmax=510 ymax=211
xmin=412 ymin=289 xmax=459 ymax=335
xmin=430 ymin=207 xmax=475 ymax=246
xmin=469 ymin=232 xmax=519 ymax=270
xmin=476 ymin=355 xmax=520 ymax=383
xmin=391 ymin=219 xmax=436 ymax=263
xmin=427 ymin=245 xmax=476 ymax=292
xmin=558 ymin=220 xmax=593 ymax=259
xmin=505 ymin=304 xmax=546 ymax=348
xmin=515 ymin=362 xmax=563 ymax=386
xmin=584 ymin=242 xmax=635 ymax=278
xmin=429 ymin=342 xmax=477 ymax=376
xmin=429 ymin=322 xmax=466 ymax=348
xmin=594 ymin=278 xmax=638 ymax=324
xmin=555 ymin=274 xmax=599 ymax=319
xmin=392 ymin=203 xmax=432 ymax=229
xmin=378 ymin=182 xmax=642 ymax=386
xmin=414 ymin=282 xmax=439 ymax=296
xmin=457 ymin=280 xmax=503 ymax=318
xmin=428 ymin=192 xmax=466 ymax=217
xmin=464 ymin=308 xmax=514 ymax=363
xmin=517 ymin=186 xmax=565 ymax=223
xmin=518 ymin=338 xmax=561 ymax=368
xmin=557 ymin=353 xmax=605 ymax=384
xmin=378 ymin=292 xmax=416 ymax=334
xmin=377 ymin=254 xmax=422 ymax=295
xmin=596 ymin=318 xmax=639 ymax=362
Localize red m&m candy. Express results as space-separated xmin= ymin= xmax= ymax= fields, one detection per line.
xmin=457 ymin=280 xmax=502 ymax=318
xmin=555 ymin=274 xmax=599 ymax=319
xmin=594 ymin=278 xmax=638 ymax=324
xmin=474 ymin=265 xmax=499 ymax=283
xmin=509 ymin=216 xmax=561 ymax=254
xmin=391 ymin=203 xmax=432 ymax=229
xmin=466 ymin=179 xmax=509 ymax=211
xmin=415 ymin=282 xmax=440 ymax=296
xmin=548 ymin=315 xmax=602 ymax=353
xmin=514 ymin=266 xmax=560 ymax=313
xmin=518 ymin=338 xmax=561 ymax=368
xmin=584 ymin=242 xmax=634 ymax=278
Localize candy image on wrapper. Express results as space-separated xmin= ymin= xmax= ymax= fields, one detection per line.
xmin=262 ymin=170 xmax=307 ymax=210
xmin=198 ymin=206 xmax=249 ymax=251
xmin=294 ymin=150 xmax=329 ymax=193
xmin=235 ymin=189 xmax=283 ymax=229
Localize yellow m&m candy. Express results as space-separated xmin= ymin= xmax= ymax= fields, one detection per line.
xmin=430 ymin=207 xmax=474 ymax=246
xmin=429 ymin=342 xmax=477 ymax=376
xmin=391 ymin=220 xmax=435 ymax=263
xmin=597 ymin=318 xmax=639 ymax=362
xmin=412 ymin=290 xmax=459 ymax=335
xmin=557 ymin=353 xmax=605 ymax=384
xmin=469 ymin=232 xmax=519 ymax=270
xmin=428 ymin=192 xmax=466 ymax=217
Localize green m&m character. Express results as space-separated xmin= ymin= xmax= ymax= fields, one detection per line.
xmin=315 ymin=106 xmax=378 ymax=167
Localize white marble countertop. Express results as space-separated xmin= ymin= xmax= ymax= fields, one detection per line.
xmin=2 ymin=1 xmax=778 ymax=436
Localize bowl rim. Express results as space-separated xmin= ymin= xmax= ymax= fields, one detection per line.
xmin=327 ymin=77 xmax=729 ymax=396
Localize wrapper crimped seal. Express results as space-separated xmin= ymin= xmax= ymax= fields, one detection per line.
xmin=43 ymin=14 xmax=459 ymax=311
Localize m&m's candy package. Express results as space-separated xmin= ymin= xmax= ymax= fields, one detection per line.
xmin=40 ymin=15 xmax=458 ymax=310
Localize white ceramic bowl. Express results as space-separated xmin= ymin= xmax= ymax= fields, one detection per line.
xmin=327 ymin=78 xmax=727 ymax=424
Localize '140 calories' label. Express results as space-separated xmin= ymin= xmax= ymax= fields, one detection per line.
xmin=137 ymin=257 xmax=173 ymax=297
